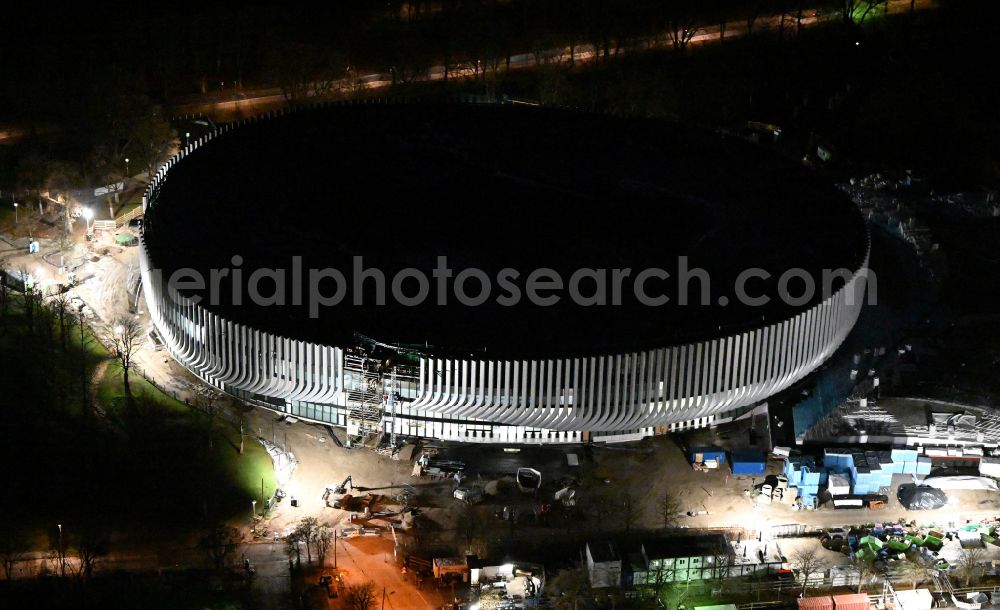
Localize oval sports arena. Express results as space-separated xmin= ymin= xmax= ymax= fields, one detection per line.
xmin=140 ymin=102 xmax=869 ymax=444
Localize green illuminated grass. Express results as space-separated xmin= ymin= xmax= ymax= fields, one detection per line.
xmin=0 ymin=300 xmax=275 ymax=536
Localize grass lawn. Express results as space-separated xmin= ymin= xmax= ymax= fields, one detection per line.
xmin=96 ymin=359 xmax=277 ymax=526
xmin=115 ymin=199 xmax=142 ymax=219
xmin=0 ymin=301 xmax=275 ymax=542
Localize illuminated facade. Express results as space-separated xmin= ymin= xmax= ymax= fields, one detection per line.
xmin=140 ymin=105 xmax=869 ymax=444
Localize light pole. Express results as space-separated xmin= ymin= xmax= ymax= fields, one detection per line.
xmin=185 ymin=132 xmax=190 ymax=147
xmin=82 ymin=207 xmax=94 ymax=236
xmin=124 ymin=157 xmax=130 ymax=180
xmin=251 ymin=499 xmax=257 ymax=522
xmin=13 ymin=202 xmax=17 ymax=224
xmin=57 ymin=524 xmax=64 ymax=576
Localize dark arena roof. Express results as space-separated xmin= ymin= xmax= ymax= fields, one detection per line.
xmin=144 ymin=104 xmax=868 ymax=359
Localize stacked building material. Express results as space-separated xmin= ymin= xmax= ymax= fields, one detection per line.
xmin=784 ymin=456 xmax=816 ymax=486
xmin=851 ymin=453 xmax=874 ymax=495
xmin=980 ymin=457 xmax=1000 ymax=478
xmin=824 ymin=449 xmax=852 ymax=474
xmin=916 ymin=456 xmax=932 ymax=475
xmin=828 ymin=474 xmax=851 ymax=496
xmin=892 ymin=448 xmax=920 ymax=475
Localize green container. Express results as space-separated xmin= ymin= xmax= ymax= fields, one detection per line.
xmin=905 ymin=534 xmax=925 ymax=546
xmin=924 ymin=535 xmax=943 ymax=552
xmin=887 ymin=538 xmax=910 ymax=552
xmin=859 ymin=535 xmax=884 ymax=550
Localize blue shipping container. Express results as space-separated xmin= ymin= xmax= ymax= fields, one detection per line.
xmin=732 ymin=461 xmax=766 ymax=475
xmin=691 ymin=447 xmax=727 ymax=464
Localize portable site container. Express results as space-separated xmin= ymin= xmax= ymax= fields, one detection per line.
xmin=798 ymin=597 xmax=834 ymax=610
xmin=691 ymin=447 xmax=727 ymax=465
xmin=833 ymin=593 xmax=872 ymax=610
xmin=730 ymin=448 xmax=766 ymax=475
xmin=894 ymin=589 xmax=933 ymax=610
xmin=695 ymin=605 xmax=738 ymax=610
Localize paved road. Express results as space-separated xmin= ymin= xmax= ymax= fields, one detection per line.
xmin=331 ymin=536 xmax=447 ymax=610
xmin=168 ymin=0 xmax=937 ymax=121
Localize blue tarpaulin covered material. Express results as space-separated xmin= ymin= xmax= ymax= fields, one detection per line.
xmin=731 ymin=449 xmax=766 ymax=475
xmin=690 ymin=446 xmax=727 ymax=464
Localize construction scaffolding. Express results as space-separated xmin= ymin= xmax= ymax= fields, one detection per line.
xmin=345 ymin=352 xmax=384 ymax=446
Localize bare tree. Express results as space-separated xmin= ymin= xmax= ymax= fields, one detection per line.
xmin=744 ymin=1 xmax=765 ymax=38
xmin=895 ymin=555 xmax=932 ymax=590
xmin=202 ymin=400 xmax=219 ymax=451
xmin=658 ymin=490 xmax=681 ymax=528
xmin=549 ymin=568 xmax=593 ymax=610
xmin=459 ymin=503 xmax=484 ymax=554
xmin=74 ymin=526 xmax=110 ymax=580
xmin=834 ymin=0 xmax=887 ymax=25
xmin=0 ymin=526 xmax=29 ymax=580
xmin=285 ymin=530 xmax=302 ymax=568
xmin=0 ymin=278 xmax=9 ymax=333
xmin=589 ymin=488 xmax=615 ymax=530
xmin=791 ymin=547 xmax=827 ymax=596
xmin=667 ymin=2 xmax=701 ymax=53
xmin=50 ymin=292 xmax=72 ymax=352
xmin=78 ymin=310 xmax=92 ymax=419
xmin=16 ymin=265 xmax=35 ymax=335
xmin=957 ymin=548 xmax=986 ymax=587
xmin=622 ymin=489 xmax=641 ymax=534
xmin=238 ymin=408 xmax=246 ymax=455
xmin=295 ymin=517 xmax=318 ymax=564
xmin=851 ymin=554 xmax=877 ymax=593
xmin=48 ymin=525 xmax=68 ymax=578
xmin=345 ymin=580 xmax=378 ymax=610
xmin=107 ymin=317 xmax=142 ymax=398
xmin=130 ymin=108 xmax=175 ymax=183
xmin=315 ymin=526 xmax=333 ymax=566
xmin=201 ymin=525 xmax=242 ymax=572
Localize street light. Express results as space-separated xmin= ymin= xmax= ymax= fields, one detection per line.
xmin=82 ymin=207 xmax=94 ymax=235
xmin=12 ymin=202 xmax=17 ymax=224
xmin=124 ymin=157 xmax=130 ymax=179
xmin=251 ymin=499 xmax=257 ymax=522
xmin=185 ymin=132 xmax=190 ymax=147
xmin=57 ymin=524 xmax=64 ymax=577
